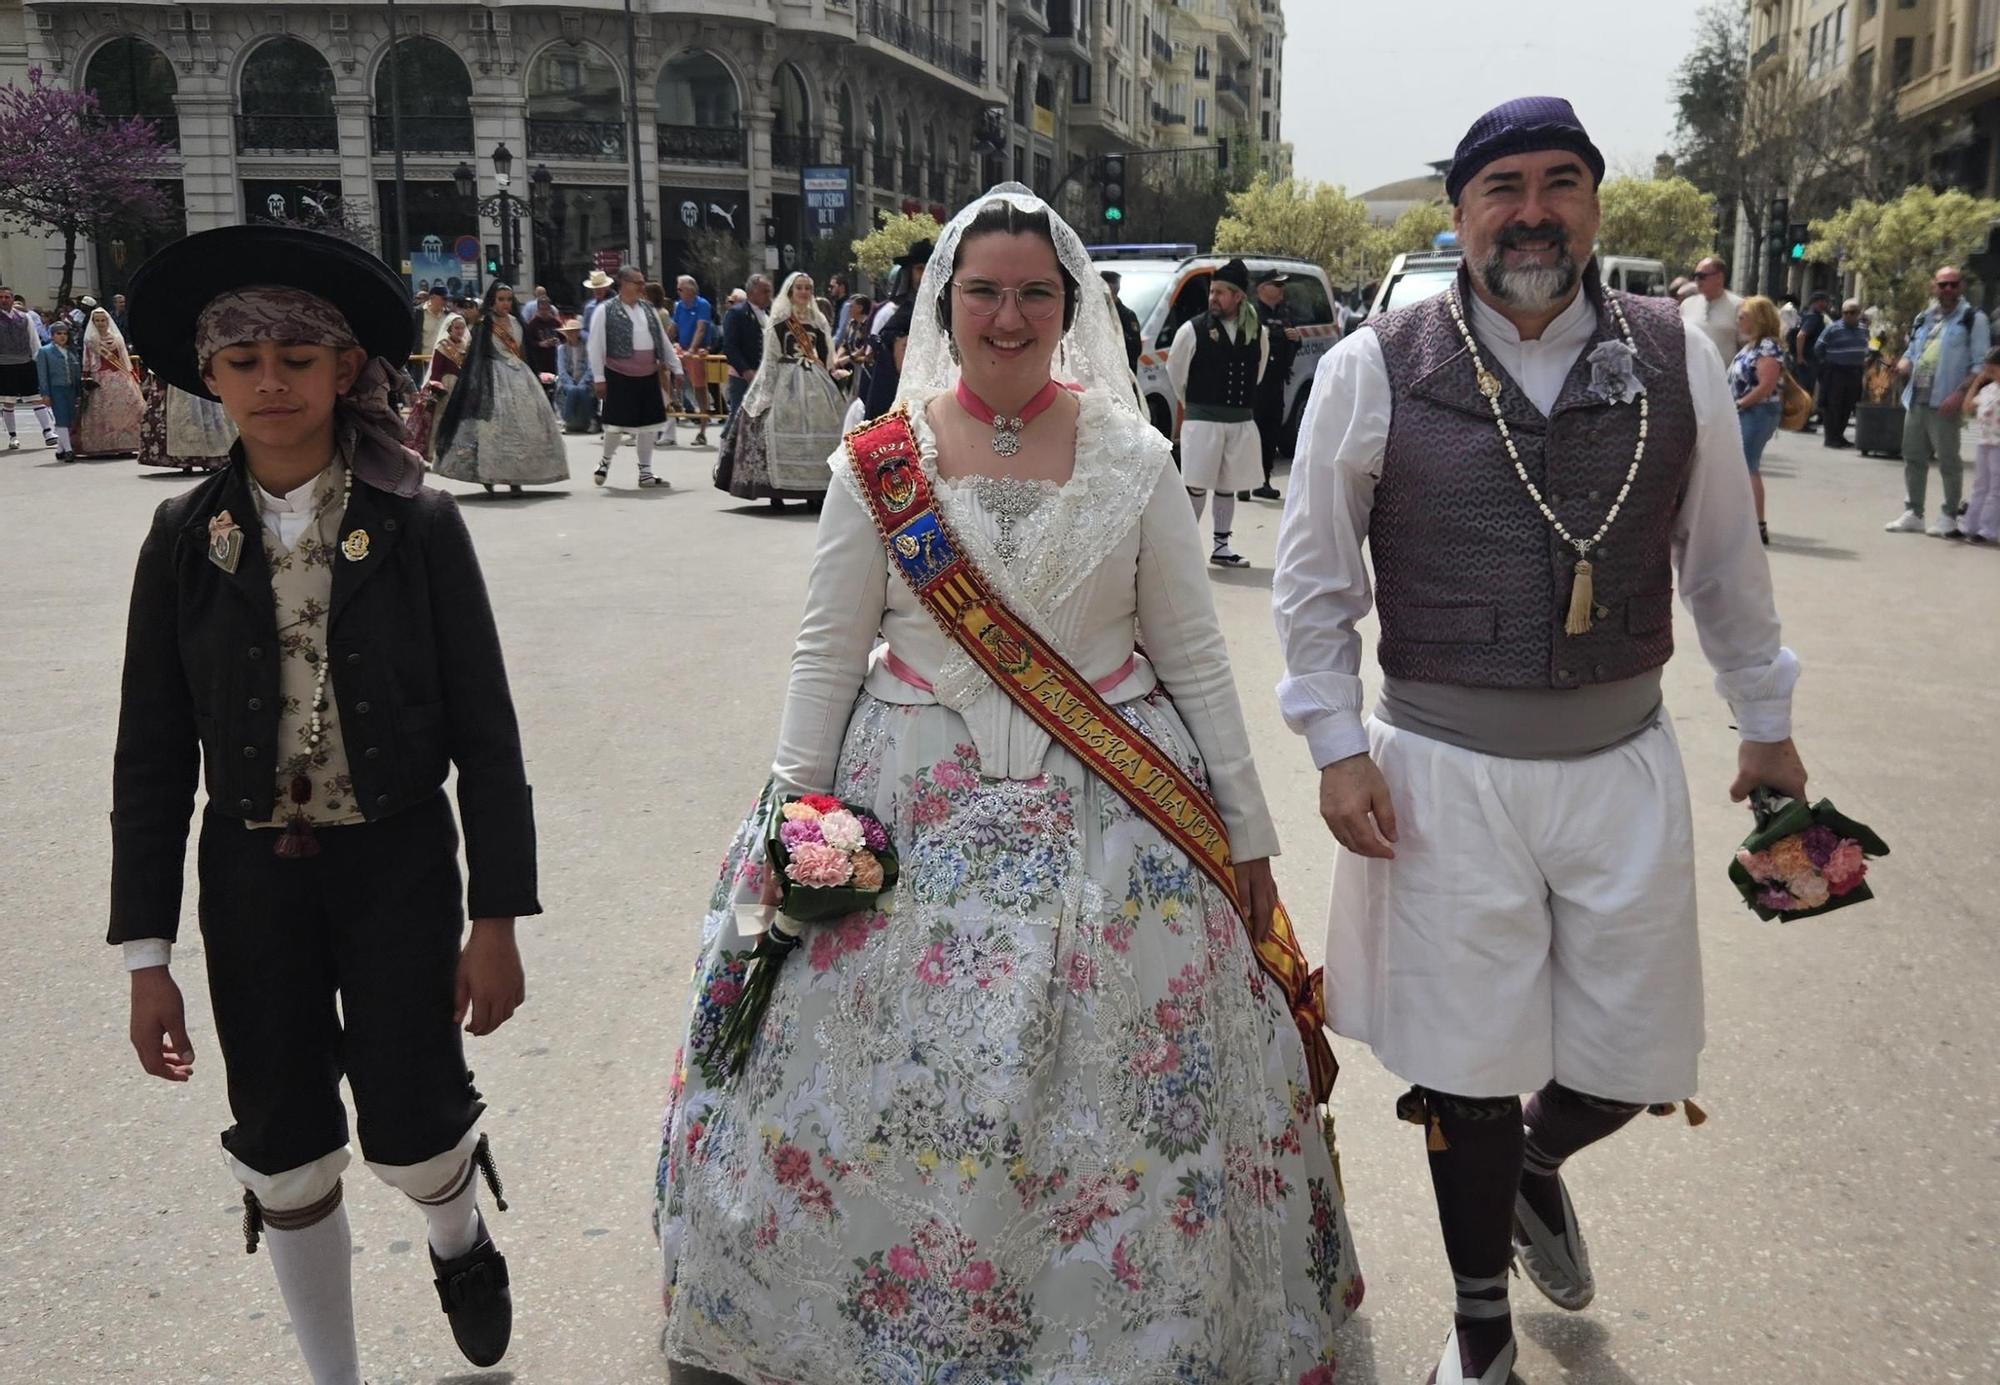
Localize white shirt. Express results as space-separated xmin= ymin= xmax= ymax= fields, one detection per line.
xmin=123 ymin=471 xmax=335 ymax=972
xmin=1273 ymin=288 xmax=1799 ymax=770
xmin=1166 ymin=313 xmax=1268 ymax=404
xmin=1681 ymin=289 xmax=1741 ymax=370
xmin=585 ymin=298 xmax=684 ymax=383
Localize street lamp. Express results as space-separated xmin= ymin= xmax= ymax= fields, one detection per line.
xmin=454 ymin=145 xmax=531 ymax=286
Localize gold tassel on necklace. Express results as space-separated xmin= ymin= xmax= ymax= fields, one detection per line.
xmin=1564 ymin=559 xmax=1595 ymax=636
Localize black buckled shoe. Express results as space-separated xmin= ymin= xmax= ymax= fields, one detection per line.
xmin=431 ymin=1214 xmax=513 ymax=1367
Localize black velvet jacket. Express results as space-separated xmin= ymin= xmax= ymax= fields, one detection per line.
xmin=108 ymin=457 xmax=541 ymax=944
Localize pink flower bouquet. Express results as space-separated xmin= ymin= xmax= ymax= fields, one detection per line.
xmin=707 ymin=792 xmax=898 ymax=1076
xmin=1729 ymin=792 xmax=1889 ymax=921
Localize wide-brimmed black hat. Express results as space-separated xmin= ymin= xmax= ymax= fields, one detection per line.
xmin=127 ymin=225 xmax=415 ymax=399
xmin=1213 ymin=259 xmax=1252 ymax=293
xmin=897 ymin=238 xmax=936 ymax=267
xmin=1255 ymin=268 xmax=1289 ymax=287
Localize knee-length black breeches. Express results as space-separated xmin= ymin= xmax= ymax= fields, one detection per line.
xmin=196 ymin=790 xmax=484 ymax=1176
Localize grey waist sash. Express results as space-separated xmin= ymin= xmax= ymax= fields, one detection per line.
xmin=1375 ymin=669 xmax=1665 ymax=761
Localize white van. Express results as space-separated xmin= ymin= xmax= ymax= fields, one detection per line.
xmin=1093 ymin=245 xmax=1341 ymax=455
xmin=1367 ymin=249 xmax=1672 ymax=320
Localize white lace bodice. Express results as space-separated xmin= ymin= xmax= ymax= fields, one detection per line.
xmin=771 ymin=386 xmax=1280 ymax=860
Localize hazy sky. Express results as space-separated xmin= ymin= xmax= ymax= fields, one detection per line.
xmin=1284 ymin=0 xmax=1708 ymax=193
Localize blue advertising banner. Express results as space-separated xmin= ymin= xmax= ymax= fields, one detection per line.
xmin=803 ymin=166 xmax=852 ymax=240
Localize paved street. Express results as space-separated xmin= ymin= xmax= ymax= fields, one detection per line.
xmin=1 ymin=418 xmax=1995 ymax=1385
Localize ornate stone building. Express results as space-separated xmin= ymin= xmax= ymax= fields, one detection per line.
xmin=1 ymin=1 xmax=1286 ymax=303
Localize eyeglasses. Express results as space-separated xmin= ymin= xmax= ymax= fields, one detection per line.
xmin=1936 ymin=279 xmax=1963 ymax=289
xmin=1695 ymin=269 xmax=1722 ymax=280
xmin=951 ymin=280 xmax=1064 ymax=320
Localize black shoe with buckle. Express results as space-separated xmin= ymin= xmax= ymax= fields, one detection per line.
xmin=431 ymin=1213 xmax=512 ymax=1367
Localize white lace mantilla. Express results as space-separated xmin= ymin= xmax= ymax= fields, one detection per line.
xmin=833 ymin=385 xmax=1170 ymax=720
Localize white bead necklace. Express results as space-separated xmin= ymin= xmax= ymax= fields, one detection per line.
xmin=1444 ymin=285 xmax=1646 ymax=637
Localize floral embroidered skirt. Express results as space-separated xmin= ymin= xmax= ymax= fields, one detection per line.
xmin=656 ymin=691 xmax=1362 ymax=1384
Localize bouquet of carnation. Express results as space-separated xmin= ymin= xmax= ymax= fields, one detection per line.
xmin=1730 ymin=790 xmax=1890 ymax=921
xmin=707 ymin=793 xmax=899 ymax=1076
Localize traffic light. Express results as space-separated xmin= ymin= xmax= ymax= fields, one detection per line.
xmin=1098 ymin=155 xmax=1125 ymax=226
xmin=1787 ymin=222 xmax=1809 ymax=261
xmin=484 ymin=243 xmax=500 ymax=276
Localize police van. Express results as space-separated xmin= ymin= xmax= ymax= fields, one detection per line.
xmin=1092 ymin=244 xmax=1341 ymax=455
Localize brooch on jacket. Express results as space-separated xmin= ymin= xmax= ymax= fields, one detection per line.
xmin=207 ymin=511 xmax=243 ymax=574
xmin=1584 ymin=339 xmax=1647 ymax=406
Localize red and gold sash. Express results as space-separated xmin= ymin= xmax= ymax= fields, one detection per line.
xmin=846 ymin=406 xmax=1337 ymax=1104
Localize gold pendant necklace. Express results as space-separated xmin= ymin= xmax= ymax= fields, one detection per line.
xmin=1444 ymin=286 xmax=1647 ymax=637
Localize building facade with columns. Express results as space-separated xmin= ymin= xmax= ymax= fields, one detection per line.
xmin=3 ymin=1 xmax=1285 ymax=305
xmin=8 ymin=1 xmax=1055 ymax=306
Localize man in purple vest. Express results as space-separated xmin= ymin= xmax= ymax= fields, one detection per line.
xmin=1274 ymin=98 xmax=1808 ymax=1385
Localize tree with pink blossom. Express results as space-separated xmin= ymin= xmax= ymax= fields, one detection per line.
xmin=0 ymin=67 xmax=177 ymax=305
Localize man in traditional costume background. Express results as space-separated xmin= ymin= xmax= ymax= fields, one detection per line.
xmin=1170 ymin=258 xmax=1268 ymax=567
xmin=1274 ymin=96 xmax=1809 ymax=1385
xmin=0 ymin=285 xmax=59 ymax=450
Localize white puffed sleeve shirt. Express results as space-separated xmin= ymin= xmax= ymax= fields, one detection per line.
xmin=772 ymin=387 xmax=1282 ymax=861
xmin=1273 ymin=290 xmax=1799 ymax=769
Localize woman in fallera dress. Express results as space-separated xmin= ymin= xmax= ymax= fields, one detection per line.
xmin=432 ymin=283 xmax=568 ymax=496
xmin=713 ymin=271 xmax=846 ymax=509
xmin=74 ymin=307 xmax=146 ymax=456
xmin=403 ymin=313 xmax=467 ymax=460
xmin=655 ymin=185 xmax=1361 ymax=1385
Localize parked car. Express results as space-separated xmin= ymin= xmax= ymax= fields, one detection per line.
xmin=1365 ymin=248 xmax=1672 ymax=320
xmin=1092 ymin=244 xmax=1341 ymax=455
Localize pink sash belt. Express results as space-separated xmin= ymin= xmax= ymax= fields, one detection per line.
xmin=884 ymin=648 xmax=1136 ymax=696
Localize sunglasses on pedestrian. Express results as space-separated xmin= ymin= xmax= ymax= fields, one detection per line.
xmin=1696 ymin=268 xmax=1722 ymax=279
xmin=950 ymin=279 xmax=1065 ymax=321
xmin=1936 ymin=278 xmax=1962 ymax=289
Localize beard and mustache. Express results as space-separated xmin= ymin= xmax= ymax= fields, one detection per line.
xmin=1479 ymin=221 xmax=1581 ymax=311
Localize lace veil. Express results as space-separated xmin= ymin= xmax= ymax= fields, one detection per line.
xmin=741 ymin=270 xmax=834 ymax=419
xmin=896 ymin=183 xmax=1139 ymax=416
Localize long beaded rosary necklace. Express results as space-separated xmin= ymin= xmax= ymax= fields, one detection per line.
xmin=1444 ymin=284 xmax=1646 ymax=637
xmin=270 ymin=464 xmax=353 ymax=859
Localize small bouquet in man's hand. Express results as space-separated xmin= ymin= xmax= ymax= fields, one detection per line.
xmin=1730 ymin=790 xmax=1890 ymax=921
xmin=707 ymin=794 xmax=899 ymax=1076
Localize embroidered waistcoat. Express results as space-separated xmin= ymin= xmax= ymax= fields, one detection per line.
xmin=603 ymin=299 xmax=668 ymax=361
xmin=1368 ymin=278 xmax=1697 ymax=691
xmin=1182 ymin=311 xmax=1262 ymax=422
xmin=256 ymin=462 xmax=364 ymax=827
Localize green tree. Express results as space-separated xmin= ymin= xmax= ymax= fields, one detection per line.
xmin=1367 ymin=201 xmax=1452 ymax=264
xmin=851 ymin=211 xmax=943 ymax=279
xmin=1597 ymin=175 xmax=1717 ymax=272
xmin=1213 ymin=173 xmax=1376 ymax=288
xmin=1806 ymin=186 xmax=2000 ymax=334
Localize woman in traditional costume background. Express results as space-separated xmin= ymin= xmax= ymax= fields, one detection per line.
xmin=711 ymin=271 xmax=843 ymax=510
xmin=138 ymin=374 xmax=238 ymax=472
xmin=402 ymin=313 xmax=467 ymax=460
xmin=433 ymin=284 xmax=568 ymax=496
xmin=74 ymin=307 xmax=145 ymax=457
xmin=655 ymin=186 xmax=1360 ymax=1384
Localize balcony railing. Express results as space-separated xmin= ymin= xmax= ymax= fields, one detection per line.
xmin=526 ymin=118 xmax=626 ymax=161
xmin=657 ymin=123 xmax=746 ymax=165
xmin=235 ymin=112 xmax=338 ymax=155
xmin=369 ymin=114 xmax=473 ymax=154
xmin=1151 ymin=31 xmax=1174 ymax=63
xmin=772 ymin=132 xmax=817 ymax=168
xmin=1752 ymin=34 xmax=1782 ymax=70
xmin=873 ymin=151 xmax=895 ymax=185
xmin=1152 ymin=102 xmax=1187 ymax=126
xmin=857 ymin=0 xmax=986 ymax=85
xmin=1216 ymin=72 xmax=1250 ymax=105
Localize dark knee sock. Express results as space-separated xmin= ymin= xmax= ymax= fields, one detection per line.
xmin=1419 ymin=1088 xmax=1523 ymax=1371
xmin=1519 ymin=1081 xmax=1643 ymax=1228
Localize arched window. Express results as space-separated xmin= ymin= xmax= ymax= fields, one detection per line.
xmin=1195 ymin=44 xmax=1210 ymax=78
xmin=85 ymin=36 xmax=179 ymax=146
xmin=526 ymin=45 xmax=625 ymax=160
xmin=372 ymin=37 xmax=473 ymax=153
xmin=237 ymin=38 xmax=337 ymax=153
xmin=868 ymin=97 xmax=888 ymax=187
xmin=656 ymin=50 xmax=743 ymax=165
xmin=772 ymin=62 xmax=812 ymax=166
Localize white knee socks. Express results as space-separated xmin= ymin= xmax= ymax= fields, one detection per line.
xmin=261 ymin=1186 xmax=363 ymax=1385
xmin=33 ymin=404 xmax=53 ymax=436
xmin=635 ymin=430 xmax=658 ymax=478
xmin=53 ymin=426 xmax=70 ymax=453
xmin=1210 ymin=491 xmax=1236 ymax=539
xmin=367 ymin=1127 xmax=491 ymax=1261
